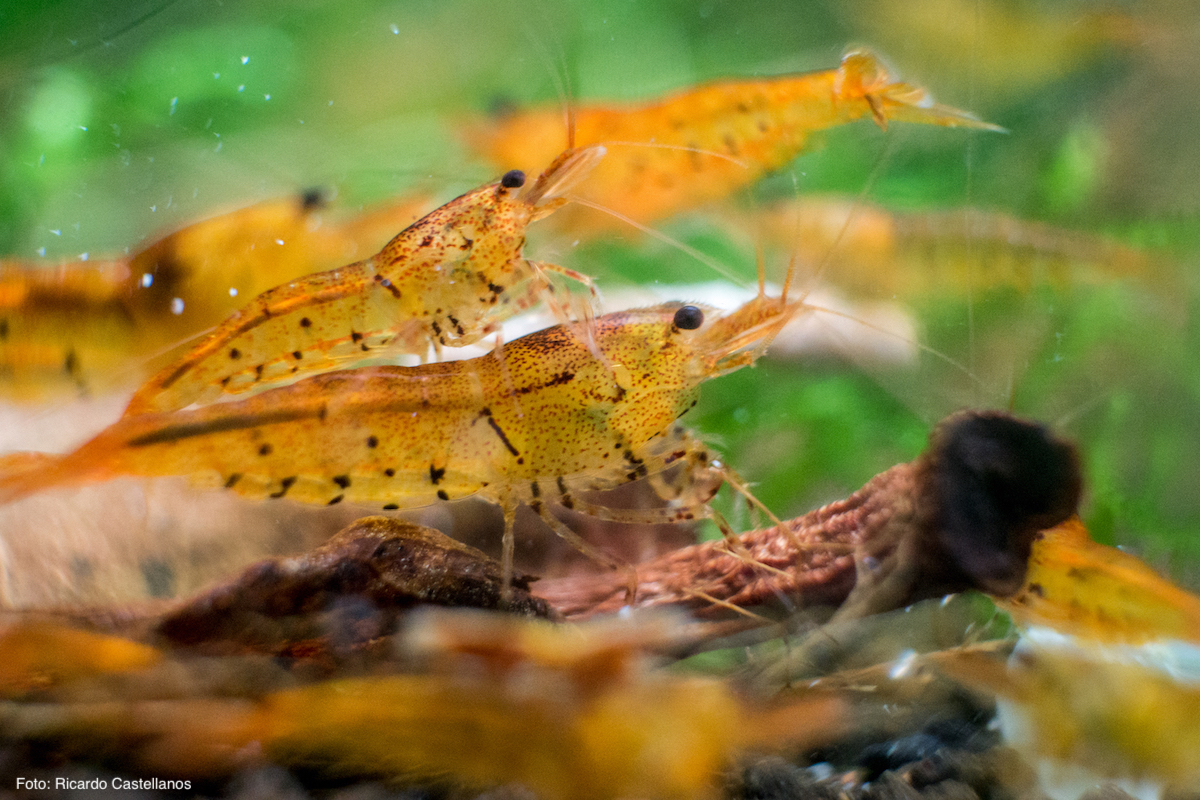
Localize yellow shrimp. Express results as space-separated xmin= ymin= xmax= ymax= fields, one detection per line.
xmin=0 ymin=191 xmax=430 ymax=403
xmin=0 ymin=280 xmax=802 ymax=593
xmin=124 ymin=146 xmax=605 ymax=416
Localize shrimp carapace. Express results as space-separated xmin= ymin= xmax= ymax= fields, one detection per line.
xmin=0 ymin=191 xmax=430 ymax=403
xmin=123 ymin=146 xmax=607 ymax=416
xmin=0 ymin=284 xmax=805 ymax=594
xmin=468 ymin=48 xmax=1003 ymax=228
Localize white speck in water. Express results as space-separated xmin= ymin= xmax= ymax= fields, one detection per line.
xmin=169 ymin=96 xmax=178 ymax=115
xmin=241 ymin=56 xmax=249 ymax=64
xmin=205 ymin=118 xmax=213 ymax=129
xmin=275 ymin=239 xmax=285 ymax=246
xmin=390 ymin=23 xmax=399 ymax=34
xmin=213 ymin=72 xmax=220 ymax=79
xmin=141 ymin=273 xmax=154 ymax=288
xmin=237 ymin=84 xmax=245 ymax=93
xmin=215 ymin=141 xmax=222 ymax=153
xmin=328 ymin=100 xmax=333 ymax=106
xmin=171 ymin=298 xmax=185 ymax=315
xmin=150 ymin=205 xmax=156 ymax=212
xmin=38 ymin=153 xmax=45 ymax=166
xmin=36 ymin=247 xmax=45 ymax=257
xmin=264 ymin=93 xmax=271 ymax=101
xmin=79 ymin=252 xmax=88 ymax=261
xmin=50 ymin=229 xmax=61 ymax=236
xmin=228 ymin=287 xmax=238 ymax=297
xmin=78 ymin=125 xmax=87 ymax=131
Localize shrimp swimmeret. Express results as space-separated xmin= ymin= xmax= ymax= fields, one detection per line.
xmin=124 ymin=146 xmax=606 ymax=416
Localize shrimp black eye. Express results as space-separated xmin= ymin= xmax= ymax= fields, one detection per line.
xmin=500 ymin=170 xmax=526 ymax=189
xmin=673 ymin=305 xmax=704 ymax=330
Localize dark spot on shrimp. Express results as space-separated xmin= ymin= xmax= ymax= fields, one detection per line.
xmin=420 ymin=234 xmax=434 ymax=247
xmin=63 ymin=349 xmax=79 ymax=376
xmin=0 ymin=319 xmax=8 ymax=339
xmin=384 ymin=468 xmax=396 ymax=477
xmin=351 ymin=331 xmax=363 ymax=343
xmin=333 ymin=475 xmax=351 ymax=489
xmin=530 ymin=480 xmax=541 ymax=499
xmin=300 ymin=317 xmax=312 ymax=328
xmin=383 ymin=503 xmax=399 ymax=510
xmin=488 ymin=282 xmax=504 ymax=297
xmin=259 ymin=443 xmax=272 ymax=456
xmin=437 ymin=490 xmax=449 ymax=501
xmin=255 ymin=364 xmax=265 ymax=381
xmin=429 ymin=465 xmax=445 ymax=485
xmin=224 ymin=473 xmax=242 ymax=488
xmin=367 ymin=435 xmax=379 ymax=448
xmin=431 ymin=320 xmax=442 ymax=338
xmin=270 ymin=476 xmax=297 ymax=498
xmin=292 ymin=350 xmax=303 ymax=360
xmin=327 ymin=494 xmax=344 ymax=506
xmin=500 ymin=170 xmax=526 ymax=189
xmin=723 ymin=134 xmax=740 ymax=155
xmin=374 ymin=274 xmax=402 ymax=299
xmin=480 ymin=409 xmax=519 ymax=457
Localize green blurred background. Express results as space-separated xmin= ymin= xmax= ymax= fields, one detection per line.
xmin=3 ymin=0 xmax=1200 ymax=585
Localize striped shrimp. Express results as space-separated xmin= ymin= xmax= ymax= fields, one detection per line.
xmin=468 ymin=48 xmax=1002 ymax=228
xmin=0 ymin=272 xmax=804 ymax=595
xmin=123 ymin=146 xmax=605 ymax=416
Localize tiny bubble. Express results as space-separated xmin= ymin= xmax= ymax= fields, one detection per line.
xmin=237 ymin=84 xmax=245 ymax=93
xmin=78 ymin=125 xmax=87 ymax=131
xmin=264 ymin=93 xmax=271 ymax=100
xmin=141 ymin=273 xmax=154 ymax=288
xmin=171 ymin=298 xmax=184 ymax=315
xmin=390 ymin=23 xmax=399 ymax=34
xmin=50 ymin=229 xmax=61 ymax=236
xmin=169 ymin=96 xmax=178 ymax=115
xmin=150 ymin=205 xmax=156 ymax=212
xmin=213 ymin=72 xmax=220 ymax=79
xmin=36 ymin=247 xmax=45 ymax=256
xmin=241 ymin=55 xmax=249 ymax=64
xmin=80 ymin=252 xmax=88 ymax=261
xmin=215 ymin=141 xmax=223 ymax=153
xmin=275 ymin=239 xmax=285 ymax=246
xmin=229 ymin=287 xmax=238 ymax=297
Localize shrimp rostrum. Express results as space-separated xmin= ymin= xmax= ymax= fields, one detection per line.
xmin=125 ymin=146 xmax=605 ymax=416
xmin=0 ymin=277 xmax=804 ymax=593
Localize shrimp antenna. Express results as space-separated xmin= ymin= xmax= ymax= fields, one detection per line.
xmin=520 ymin=14 xmax=575 ymax=150
xmin=802 ymin=300 xmax=986 ymax=392
xmin=792 ymin=126 xmax=899 ymax=293
xmin=565 ymin=194 xmax=750 ymax=287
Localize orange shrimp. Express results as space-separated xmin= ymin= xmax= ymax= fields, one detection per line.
xmin=468 ymin=48 xmax=1002 ymax=228
xmin=123 ymin=146 xmax=605 ymax=416
xmin=0 ymin=191 xmax=429 ymax=402
xmin=0 ymin=277 xmax=803 ymax=594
